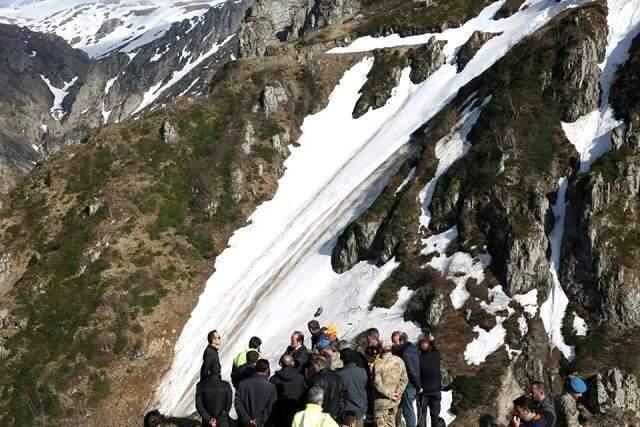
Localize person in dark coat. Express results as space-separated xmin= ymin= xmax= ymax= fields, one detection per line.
xmin=418 ymin=337 xmax=442 ymax=427
xmin=285 ymin=331 xmax=310 ymax=372
xmin=234 ymin=359 xmax=277 ymax=427
xmin=511 ymin=396 xmax=547 ymax=427
xmin=195 ymin=375 xmax=232 ymax=427
xmin=308 ymin=320 xmax=326 ymax=350
xmin=530 ymin=381 xmax=556 ymax=427
xmin=201 ymin=330 xmax=222 ymax=382
xmin=336 ymin=348 xmax=368 ymax=426
xmin=231 ymin=349 xmax=260 ymax=388
xmin=269 ymin=354 xmax=306 ymax=427
xmin=308 ymin=354 xmax=345 ymax=421
xmin=392 ymin=331 xmax=420 ymax=427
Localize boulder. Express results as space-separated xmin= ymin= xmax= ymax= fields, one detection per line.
xmin=587 ymin=368 xmax=640 ymax=415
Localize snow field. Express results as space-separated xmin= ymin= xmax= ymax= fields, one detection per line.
xmin=39 ymin=74 xmax=78 ymax=120
xmin=158 ymin=0 xmax=592 ymax=416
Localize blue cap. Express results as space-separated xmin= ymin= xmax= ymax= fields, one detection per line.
xmin=316 ymin=335 xmax=331 ymax=350
xmin=569 ymin=377 xmax=587 ymax=393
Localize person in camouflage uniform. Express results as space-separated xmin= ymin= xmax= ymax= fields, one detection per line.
xmin=372 ymin=343 xmax=408 ymax=427
xmin=556 ymin=377 xmax=586 ymax=427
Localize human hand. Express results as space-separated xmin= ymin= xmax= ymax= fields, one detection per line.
xmin=392 ymin=391 xmax=401 ymax=401
xmin=511 ymin=415 xmax=520 ymax=427
xmin=249 ymin=420 xmax=257 ymax=427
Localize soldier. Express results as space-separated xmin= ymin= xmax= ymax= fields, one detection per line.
xmin=372 ymin=342 xmax=408 ymax=427
xmin=556 ymin=377 xmax=586 ymax=427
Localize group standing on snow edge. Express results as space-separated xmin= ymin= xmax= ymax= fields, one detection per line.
xmin=190 ymin=321 xmax=588 ymax=427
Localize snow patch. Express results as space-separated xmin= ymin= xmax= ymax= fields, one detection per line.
xmin=39 ymin=74 xmax=78 ymax=120
xmin=465 ymin=317 xmax=506 ymax=365
xmin=513 ymin=289 xmax=538 ymax=317
xmin=394 ymin=167 xmax=416 ymax=195
xmin=104 ymin=76 xmax=118 ymax=95
xmin=572 ymin=312 xmax=588 ymax=336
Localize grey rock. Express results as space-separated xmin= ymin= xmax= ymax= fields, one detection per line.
xmin=242 ymin=122 xmax=256 ymax=154
xmin=231 ymin=169 xmax=245 ymax=203
xmin=161 ymin=120 xmax=179 ymax=144
xmin=408 ymin=38 xmax=446 ymax=84
xmin=457 ymin=31 xmax=498 ymax=72
xmin=331 ymin=219 xmax=381 ymax=273
xmin=83 ymin=197 xmax=103 ymax=217
xmin=261 ymin=82 xmax=288 ymax=117
xmin=588 ymin=368 xmax=640 ymax=415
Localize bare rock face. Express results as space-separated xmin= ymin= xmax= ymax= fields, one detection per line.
xmin=160 ymin=121 xmax=179 ymax=144
xmin=331 ymin=219 xmax=382 ymax=273
xmin=408 ymin=38 xmax=446 ymax=84
xmin=242 ymin=122 xmax=256 ymax=154
xmin=588 ymin=368 xmax=640 ymax=415
xmin=261 ymin=82 xmax=288 ymax=117
xmin=457 ymin=31 xmax=498 ymax=71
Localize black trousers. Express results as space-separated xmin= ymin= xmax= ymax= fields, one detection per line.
xmin=418 ymin=392 xmax=441 ymax=427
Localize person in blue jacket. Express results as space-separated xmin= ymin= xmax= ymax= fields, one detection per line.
xmin=391 ymin=331 xmax=420 ymax=427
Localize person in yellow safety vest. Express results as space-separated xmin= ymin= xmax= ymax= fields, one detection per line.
xmin=291 ymin=386 xmax=339 ymax=427
xmin=233 ymin=336 xmax=262 ymax=369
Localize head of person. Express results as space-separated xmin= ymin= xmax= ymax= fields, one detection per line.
xmin=341 ymin=411 xmax=357 ymax=427
xmin=530 ymin=381 xmax=547 ymax=402
xmin=340 ymin=348 xmax=357 ymax=365
xmin=310 ymin=354 xmax=329 ymax=373
xmin=207 ymin=330 xmax=221 ymax=349
xmin=280 ymin=354 xmax=295 ymax=368
xmin=366 ymin=327 xmax=380 ymax=347
xmin=291 ymin=330 xmax=304 ymax=347
xmin=246 ymin=349 xmax=260 ymax=366
xmin=316 ymin=335 xmax=331 ymax=351
xmin=418 ymin=337 xmax=431 ymax=352
xmin=325 ymin=324 xmax=339 ymax=342
xmin=308 ymin=320 xmax=321 ymax=334
xmin=568 ymin=376 xmax=587 ymax=397
xmin=513 ymin=396 xmax=538 ymax=422
xmin=249 ymin=336 xmax=262 ymax=351
xmin=391 ymin=330 xmax=408 ymax=349
xmin=308 ymin=386 xmax=324 ymax=407
xmin=255 ymin=359 xmax=270 ymax=376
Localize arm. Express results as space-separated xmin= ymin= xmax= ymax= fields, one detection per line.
xmin=195 ymin=384 xmax=213 ymax=424
xmin=224 ymin=383 xmax=232 ymax=413
xmin=296 ymin=348 xmax=309 ymax=370
xmin=373 ymin=363 xmax=395 ymax=399
xmin=235 ymin=386 xmax=249 ymax=422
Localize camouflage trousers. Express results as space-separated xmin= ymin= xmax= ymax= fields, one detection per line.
xmin=374 ymin=405 xmax=399 ymax=427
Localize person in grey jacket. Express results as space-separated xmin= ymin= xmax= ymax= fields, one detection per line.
xmin=336 ymin=348 xmax=368 ymax=426
xmin=530 ymin=381 xmax=556 ymax=427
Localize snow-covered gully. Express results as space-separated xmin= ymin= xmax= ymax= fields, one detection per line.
xmin=541 ymin=0 xmax=640 ymax=360
xmin=157 ymin=0 xmax=588 ymax=416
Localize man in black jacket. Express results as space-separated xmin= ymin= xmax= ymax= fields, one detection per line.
xmin=336 ymin=348 xmax=368 ymax=426
xmin=235 ymin=359 xmax=277 ymax=427
xmin=285 ymin=331 xmax=310 ymax=372
xmin=270 ymin=354 xmax=306 ymax=427
xmin=392 ymin=331 xmax=420 ymax=427
xmin=308 ymin=354 xmax=345 ymax=421
xmin=231 ymin=349 xmax=260 ymax=388
xmin=201 ymin=330 xmax=222 ymax=382
xmin=195 ymin=375 xmax=232 ymax=427
xmin=418 ymin=337 xmax=442 ymax=427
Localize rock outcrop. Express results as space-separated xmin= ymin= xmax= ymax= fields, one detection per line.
xmin=588 ymin=368 xmax=640 ymax=415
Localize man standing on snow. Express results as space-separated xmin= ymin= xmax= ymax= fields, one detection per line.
xmin=418 ymin=336 xmax=442 ymax=427
xmin=270 ymin=354 xmax=306 ymax=427
xmin=336 ymin=348 xmax=368 ymax=427
xmin=373 ymin=342 xmax=408 ymax=427
xmin=233 ymin=336 xmax=262 ymax=372
xmin=201 ymin=330 xmax=222 ymax=382
xmin=235 ymin=359 xmax=277 ymax=427
xmin=286 ymin=331 xmax=310 ymax=373
xmin=308 ymin=320 xmax=326 ymax=350
xmin=195 ymin=373 xmax=232 ymax=427
xmin=392 ymin=331 xmax=420 ymax=427
xmin=530 ymin=381 xmax=556 ymax=427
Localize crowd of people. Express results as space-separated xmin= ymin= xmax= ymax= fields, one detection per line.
xmin=194 ymin=321 xmax=589 ymax=427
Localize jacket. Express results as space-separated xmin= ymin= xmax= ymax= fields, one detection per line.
xmin=373 ymin=352 xmax=408 ymax=410
xmin=286 ymin=345 xmax=310 ymax=372
xmin=419 ymin=349 xmax=441 ymax=394
xmin=556 ymin=394 xmax=581 ymax=427
xmin=291 ymin=403 xmax=339 ymax=427
xmin=269 ymin=367 xmax=306 ymax=427
xmin=195 ymin=376 xmax=232 ymax=427
xmin=233 ymin=347 xmax=259 ymax=368
xmin=309 ymin=368 xmax=345 ymax=421
xmin=234 ymin=374 xmax=277 ymax=427
xmin=200 ymin=345 xmax=221 ymax=382
xmin=537 ymin=397 xmax=556 ymax=427
xmin=396 ymin=342 xmax=420 ymax=389
xmin=336 ymin=362 xmax=368 ymax=418
xmin=231 ymin=363 xmax=256 ymax=388
xmin=520 ymin=414 xmax=547 ymax=427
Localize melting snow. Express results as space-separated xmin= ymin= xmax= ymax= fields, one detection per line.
xmin=572 ymin=312 xmax=588 ymax=336
xmin=518 ymin=316 xmax=529 ymax=336
xmin=104 ymin=76 xmax=118 ymax=95
xmin=39 ymin=74 xmax=78 ymax=120
xmin=481 ymin=286 xmax=514 ymax=316
xmin=158 ymin=0 xmax=591 ymax=415
xmin=133 ymin=35 xmax=233 ymax=115
xmin=394 ymin=167 xmax=416 ymax=195
xmin=465 ymin=317 xmax=507 ymax=365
